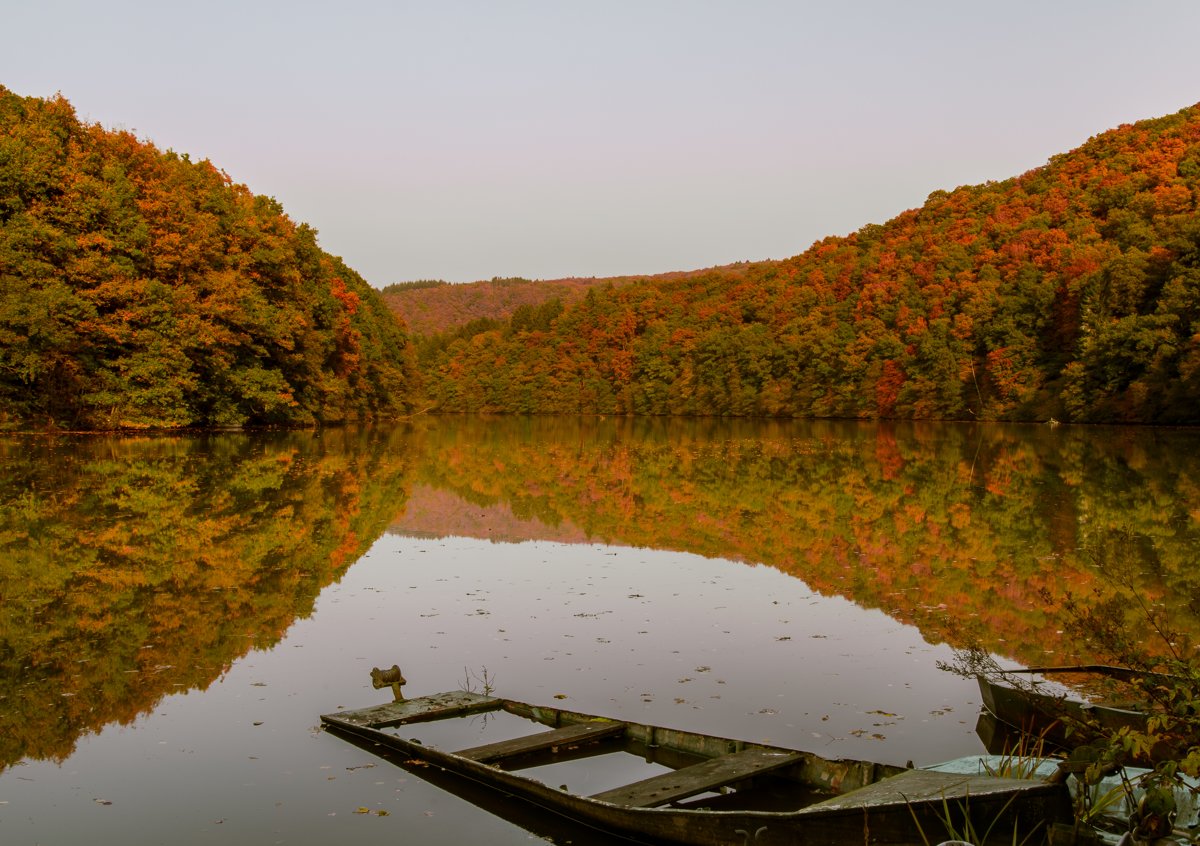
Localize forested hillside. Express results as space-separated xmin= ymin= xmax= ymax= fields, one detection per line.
xmin=0 ymin=87 xmax=416 ymax=430
xmin=421 ymin=105 xmax=1200 ymax=424
xmin=382 ymin=264 xmax=753 ymax=335
xmin=382 ymin=277 xmax=604 ymax=336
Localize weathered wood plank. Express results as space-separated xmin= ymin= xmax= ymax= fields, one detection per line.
xmin=321 ymin=691 xmax=500 ymax=728
xmin=590 ymin=747 xmax=805 ymax=808
xmin=803 ymin=767 xmax=1051 ymax=811
xmin=455 ymin=720 xmax=626 ymax=763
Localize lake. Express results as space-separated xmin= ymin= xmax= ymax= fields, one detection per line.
xmin=1 ymin=417 xmax=1197 ymax=844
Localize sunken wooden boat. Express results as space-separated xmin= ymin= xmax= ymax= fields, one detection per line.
xmin=976 ymin=672 xmax=1149 ymax=753
xmin=977 ymin=667 xmax=1200 ymax=772
xmin=322 ymin=689 xmax=1071 ymax=845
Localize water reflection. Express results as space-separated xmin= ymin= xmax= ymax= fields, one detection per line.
xmin=396 ymin=417 xmax=1200 ymax=668
xmin=0 ymin=427 xmax=413 ymax=771
xmin=1 ymin=417 xmax=1197 ymax=778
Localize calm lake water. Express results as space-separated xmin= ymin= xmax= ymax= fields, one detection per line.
xmin=1 ymin=417 xmax=1197 ymax=844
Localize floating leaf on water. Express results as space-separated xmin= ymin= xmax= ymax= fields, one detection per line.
xmin=354 ymin=807 xmax=371 ymax=814
xmin=553 ymin=694 xmax=567 ymax=699
xmin=376 ymin=810 xmax=390 ymax=817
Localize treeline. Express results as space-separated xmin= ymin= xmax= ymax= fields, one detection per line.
xmin=0 ymin=87 xmax=416 ymax=430
xmin=380 ymin=279 xmax=448 ymax=294
xmin=421 ymin=105 xmax=1200 ymax=424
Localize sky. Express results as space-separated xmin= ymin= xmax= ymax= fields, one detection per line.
xmin=5 ymin=1 xmax=1200 ymax=286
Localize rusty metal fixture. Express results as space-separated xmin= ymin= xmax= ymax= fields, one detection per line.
xmin=370 ymin=665 xmax=407 ymax=701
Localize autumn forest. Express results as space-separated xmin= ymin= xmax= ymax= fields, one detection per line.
xmin=3 ymin=85 xmax=1200 ymax=427
xmin=406 ymin=106 xmax=1200 ymax=424
xmin=0 ymin=87 xmax=415 ymax=430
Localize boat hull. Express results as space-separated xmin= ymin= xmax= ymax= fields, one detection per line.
xmin=323 ymin=692 xmax=1071 ymax=846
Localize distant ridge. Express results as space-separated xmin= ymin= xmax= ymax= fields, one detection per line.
xmin=381 ymin=263 xmax=757 ymax=336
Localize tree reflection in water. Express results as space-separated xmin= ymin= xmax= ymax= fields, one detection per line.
xmin=1 ymin=417 xmax=1197 ymax=775
xmin=0 ymin=426 xmax=414 ymax=770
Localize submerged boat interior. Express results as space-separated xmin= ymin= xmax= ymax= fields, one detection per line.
xmin=326 ymin=690 xmax=904 ymax=812
xmin=322 ymin=688 xmax=1072 ymax=846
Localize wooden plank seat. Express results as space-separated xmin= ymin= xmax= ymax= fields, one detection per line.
xmin=322 ymin=691 xmax=501 ymax=729
xmin=456 ymin=720 xmax=627 ymax=764
xmin=591 ymin=747 xmax=805 ymax=808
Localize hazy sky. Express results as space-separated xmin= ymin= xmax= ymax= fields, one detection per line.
xmin=5 ymin=1 xmax=1200 ymax=285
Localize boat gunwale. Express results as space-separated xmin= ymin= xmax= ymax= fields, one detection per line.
xmin=976 ymin=674 xmax=1149 ymax=730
